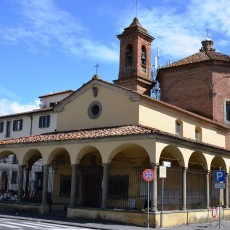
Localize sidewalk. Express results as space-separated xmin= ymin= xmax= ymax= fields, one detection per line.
xmin=0 ymin=211 xmax=230 ymax=230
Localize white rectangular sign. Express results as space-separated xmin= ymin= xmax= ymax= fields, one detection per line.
xmin=162 ymin=161 xmax=171 ymax=167
xmin=159 ymin=166 xmax=166 ymax=178
xmin=215 ymin=183 xmax=226 ymax=189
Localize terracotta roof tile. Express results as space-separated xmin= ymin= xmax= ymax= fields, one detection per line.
xmin=162 ymin=51 xmax=230 ymax=68
xmin=0 ymin=125 xmax=154 ymax=145
xmin=0 ymin=125 xmax=228 ymax=153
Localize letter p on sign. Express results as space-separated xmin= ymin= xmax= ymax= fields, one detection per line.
xmin=214 ymin=170 xmax=226 ymax=182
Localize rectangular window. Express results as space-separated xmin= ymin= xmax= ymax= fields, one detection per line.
xmin=13 ymin=119 xmax=23 ymax=131
xmin=195 ymin=130 xmax=199 ymax=141
xmin=108 ymin=175 xmax=129 ymax=199
xmin=175 ymin=122 xmax=181 ymax=136
xmin=0 ymin=122 xmax=4 ymax=133
xmin=226 ymin=102 xmax=230 ymax=121
xmin=39 ymin=115 xmax=50 ymax=128
xmin=59 ymin=175 xmax=71 ymax=197
xmin=6 ymin=121 xmax=11 ymax=137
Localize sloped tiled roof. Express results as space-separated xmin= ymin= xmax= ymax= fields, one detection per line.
xmin=39 ymin=90 xmax=74 ymax=98
xmin=0 ymin=125 xmax=228 ymax=153
xmin=165 ymin=51 xmax=230 ymax=68
xmin=0 ymin=125 xmax=153 ymax=145
xmin=163 ymin=50 xmax=230 ymax=68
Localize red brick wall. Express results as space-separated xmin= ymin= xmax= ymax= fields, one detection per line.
xmin=226 ymin=132 xmax=230 ymax=150
xmin=159 ymin=65 xmax=213 ymax=119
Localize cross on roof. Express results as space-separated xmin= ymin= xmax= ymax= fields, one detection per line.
xmin=95 ymin=64 xmax=99 ymax=75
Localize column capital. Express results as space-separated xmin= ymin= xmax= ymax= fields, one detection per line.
xmin=18 ymin=164 xmax=25 ymax=169
xmin=182 ymin=167 xmax=188 ymax=172
xmin=102 ymin=163 xmax=109 ymax=169
xmin=71 ymin=164 xmax=79 ymax=169
xmin=150 ymin=162 xmax=158 ymax=169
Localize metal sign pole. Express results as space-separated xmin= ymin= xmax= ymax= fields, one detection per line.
xmin=219 ymin=167 xmax=221 ymax=229
xmin=219 ymin=187 xmax=221 ymax=229
xmin=142 ymin=169 xmax=154 ymax=229
xmin=160 ymin=178 xmax=164 ymax=228
xmin=147 ymin=181 xmax=150 ymax=228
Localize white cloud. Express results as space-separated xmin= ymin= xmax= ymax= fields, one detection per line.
xmin=130 ymin=0 xmax=230 ymax=64
xmin=0 ymin=99 xmax=40 ymax=116
xmin=0 ymin=0 xmax=118 ymax=62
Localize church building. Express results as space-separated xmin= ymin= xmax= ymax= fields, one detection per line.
xmin=0 ymin=17 xmax=230 ymax=228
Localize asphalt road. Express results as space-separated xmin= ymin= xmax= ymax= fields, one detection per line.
xmin=0 ymin=217 xmax=94 ymax=230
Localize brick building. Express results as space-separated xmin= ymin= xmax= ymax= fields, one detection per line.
xmin=157 ymin=37 xmax=230 ymax=125
xmin=157 ymin=37 xmax=230 ymax=149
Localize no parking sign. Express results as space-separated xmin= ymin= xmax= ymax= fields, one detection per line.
xmin=143 ymin=169 xmax=154 ymax=182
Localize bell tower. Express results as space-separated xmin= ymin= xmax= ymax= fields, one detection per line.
xmin=114 ymin=17 xmax=155 ymax=96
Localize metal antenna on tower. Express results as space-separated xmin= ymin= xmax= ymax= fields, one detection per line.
xmin=136 ymin=0 xmax=138 ymax=17
xmin=206 ymin=28 xmax=210 ymax=38
xmin=151 ymin=49 xmax=161 ymax=100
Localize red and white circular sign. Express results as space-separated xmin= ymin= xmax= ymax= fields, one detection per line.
xmin=143 ymin=169 xmax=154 ymax=182
xmin=212 ymin=207 xmax=217 ymax=218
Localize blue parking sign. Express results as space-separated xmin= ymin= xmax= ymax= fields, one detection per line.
xmin=214 ymin=170 xmax=226 ymax=182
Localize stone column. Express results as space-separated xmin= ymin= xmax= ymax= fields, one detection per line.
xmin=41 ymin=165 xmax=49 ymax=206
xmin=24 ymin=167 xmax=30 ymax=200
xmin=182 ymin=167 xmax=187 ymax=210
xmin=101 ymin=163 xmax=109 ymax=209
xmin=151 ymin=163 xmax=158 ymax=212
xmin=69 ymin=164 xmax=78 ymax=208
xmin=17 ymin=165 xmax=25 ymax=203
xmin=205 ymin=170 xmax=210 ymax=209
xmin=225 ymin=173 xmax=229 ymax=208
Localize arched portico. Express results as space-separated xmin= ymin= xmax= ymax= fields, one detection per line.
xmin=106 ymin=143 xmax=150 ymax=210
xmin=21 ymin=149 xmax=43 ymax=203
xmin=75 ymin=146 xmax=103 ymax=208
xmin=210 ymin=156 xmax=227 ymax=208
xmin=47 ymin=148 xmax=71 ymax=208
xmin=0 ymin=150 xmax=18 ymax=200
xmin=187 ymin=152 xmax=208 ymax=209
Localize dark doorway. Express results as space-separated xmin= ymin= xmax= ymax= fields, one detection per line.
xmin=81 ymin=166 xmax=102 ymax=208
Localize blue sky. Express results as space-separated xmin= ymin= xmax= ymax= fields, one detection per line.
xmin=0 ymin=0 xmax=230 ymax=115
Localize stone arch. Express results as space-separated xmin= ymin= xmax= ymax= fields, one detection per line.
xmin=210 ymin=156 xmax=227 ymax=207
xmin=76 ymin=146 xmax=102 ymax=165
xmin=0 ymin=150 xmax=19 ymax=195
xmin=109 ymin=143 xmax=150 ymax=164
xmin=188 ymin=152 xmax=208 ymax=170
xmin=159 ymin=145 xmax=185 ymax=210
xmin=23 ymin=149 xmax=43 ymax=168
xmin=21 ymin=149 xmax=44 ymax=202
xmin=107 ymin=143 xmax=150 ymax=210
xmin=77 ymin=146 xmax=103 ymax=208
xmin=47 ymin=147 xmax=71 ymax=206
xmin=187 ymin=152 xmax=208 ymax=209
xmin=47 ymin=147 xmax=70 ymax=165
xmin=211 ymin=156 xmax=227 ymax=171
xmin=160 ymin=145 xmax=185 ymax=167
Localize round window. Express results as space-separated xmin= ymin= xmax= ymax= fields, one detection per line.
xmin=88 ymin=101 xmax=102 ymax=119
